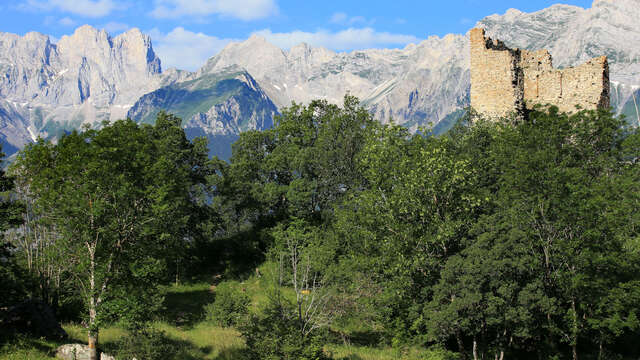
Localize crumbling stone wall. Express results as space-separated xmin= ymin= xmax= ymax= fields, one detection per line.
xmin=470 ymin=28 xmax=610 ymax=119
xmin=470 ymin=28 xmax=525 ymax=119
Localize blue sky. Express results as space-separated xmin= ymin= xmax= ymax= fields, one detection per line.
xmin=1 ymin=0 xmax=594 ymax=71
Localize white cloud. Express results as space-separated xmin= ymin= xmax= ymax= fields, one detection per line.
xmin=149 ymin=27 xmax=236 ymax=71
xmin=58 ymin=17 xmax=76 ymax=26
xmin=252 ymin=27 xmax=419 ymax=51
xmin=330 ymin=12 xmax=348 ymax=24
xmin=329 ymin=12 xmax=371 ymax=26
xmin=22 ymin=0 xmax=121 ymax=17
xmin=150 ymin=0 xmax=278 ymax=21
xmin=102 ymin=22 xmax=130 ymax=33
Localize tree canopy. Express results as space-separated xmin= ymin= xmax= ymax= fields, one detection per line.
xmin=11 ymin=113 xmax=214 ymax=359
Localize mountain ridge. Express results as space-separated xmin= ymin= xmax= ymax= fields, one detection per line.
xmin=0 ymin=0 xmax=638 ymax=158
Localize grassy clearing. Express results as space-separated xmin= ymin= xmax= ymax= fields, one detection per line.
xmin=1 ymin=271 xmax=446 ymax=360
xmin=160 ymin=281 xmax=215 ymax=326
xmin=327 ymin=344 xmax=454 ymax=360
xmin=7 ymin=322 xmax=244 ymax=360
xmin=156 ymin=321 xmax=245 ymax=360
xmin=64 ymin=324 xmax=128 ymax=345
xmin=0 ymin=336 xmax=60 ymax=360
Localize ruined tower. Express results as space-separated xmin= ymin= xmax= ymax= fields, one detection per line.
xmin=470 ymin=28 xmax=610 ymax=119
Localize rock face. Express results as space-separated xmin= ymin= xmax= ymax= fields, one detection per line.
xmin=0 ymin=25 xmax=278 ymax=158
xmin=470 ymin=28 xmax=610 ymax=119
xmin=127 ymin=67 xmax=277 ymax=136
xmin=0 ymin=0 xmax=639 ymax=158
xmin=0 ymin=25 xmax=164 ymax=153
xmin=126 ymin=67 xmax=278 ymax=159
xmin=201 ymin=33 xmax=470 ymax=131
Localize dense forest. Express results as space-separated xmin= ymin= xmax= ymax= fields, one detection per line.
xmin=1 ymin=96 xmax=639 ymax=360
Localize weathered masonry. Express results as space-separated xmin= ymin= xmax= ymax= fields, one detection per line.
xmin=470 ymin=27 xmax=610 ymax=119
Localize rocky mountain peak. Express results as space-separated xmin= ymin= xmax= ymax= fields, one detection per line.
xmin=1 ymin=1 xmax=639 ymax=159
xmin=199 ymin=34 xmax=286 ymax=83
xmin=58 ymin=25 xmax=110 ymax=51
xmin=592 ymin=0 xmax=624 ymax=8
xmin=246 ymin=34 xmax=268 ymax=44
xmin=503 ymin=8 xmax=524 ymax=19
xmin=288 ymin=42 xmax=312 ymax=57
xmin=23 ymin=31 xmax=51 ymax=44
xmin=0 ymin=24 xmax=167 ymax=152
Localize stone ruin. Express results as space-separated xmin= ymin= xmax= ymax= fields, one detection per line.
xmin=469 ymin=28 xmax=610 ymax=119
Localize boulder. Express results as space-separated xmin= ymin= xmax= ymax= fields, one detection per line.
xmin=56 ymin=344 xmax=115 ymax=360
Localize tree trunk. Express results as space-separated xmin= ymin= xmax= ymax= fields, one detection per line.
xmin=571 ymin=298 xmax=578 ymax=360
xmin=175 ymin=259 xmax=180 ymax=286
xmin=88 ymin=303 xmax=99 ymax=360
xmin=455 ymin=330 xmax=467 ymax=360
xmin=598 ymin=340 xmax=603 ymax=360
xmin=473 ymin=336 xmax=479 ymax=360
xmin=88 ymin=328 xmax=98 ymax=360
xmin=88 ymin=247 xmax=99 ymax=360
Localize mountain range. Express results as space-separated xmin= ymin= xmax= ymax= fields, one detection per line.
xmin=0 ymin=0 xmax=638 ymax=159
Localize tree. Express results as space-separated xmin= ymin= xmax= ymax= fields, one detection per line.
xmin=489 ymin=108 xmax=640 ymax=359
xmin=0 ymin=144 xmax=26 ymax=310
xmin=428 ymin=107 xmax=640 ymax=359
xmin=215 ymin=95 xmax=377 ymax=231
xmin=241 ymin=219 xmax=332 ymax=360
xmin=331 ymin=119 xmax=486 ymax=341
xmin=12 ymin=114 xmax=212 ymax=359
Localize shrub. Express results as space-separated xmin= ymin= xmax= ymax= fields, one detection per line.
xmin=114 ymin=326 xmax=178 ymax=360
xmin=239 ymin=294 xmax=329 ymax=360
xmin=205 ymin=281 xmax=250 ymax=327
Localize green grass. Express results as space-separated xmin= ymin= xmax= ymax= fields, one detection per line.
xmin=63 ymin=323 xmax=128 ymax=346
xmin=156 ymin=322 xmax=245 ymax=360
xmin=133 ymin=76 xmax=249 ymax=125
xmin=327 ymin=344 xmax=457 ymax=360
xmin=65 ymin=321 xmax=245 ymax=360
xmin=0 ymin=336 xmax=60 ymax=360
xmin=1 ymin=270 xmax=450 ymax=360
xmin=160 ymin=281 xmax=215 ymax=326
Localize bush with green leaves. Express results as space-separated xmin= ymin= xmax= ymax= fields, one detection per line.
xmin=240 ymin=293 xmax=329 ymax=360
xmin=205 ymin=281 xmax=250 ymax=327
xmin=114 ymin=326 xmax=179 ymax=360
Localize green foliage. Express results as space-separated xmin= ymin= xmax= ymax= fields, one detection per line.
xmin=0 ymin=144 xmax=29 ymax=333
xmin=240 ymin=292 xmax=329 ymax=360
xmin=0 ymin=334 xmax=61 ymax=360
xmin=7 ymin=96 xmax=640 ymax=360
xmin=205 ymin=281 xmax=250 ymax=327
xmin=213 ymin=95 xmax=377 ymax=233
xmin=202 ymin=103 xmax=636 ymax=360
xmin=328 ymin=117 xmax=488 ymax=342
xmin=11 ymin=112 xmax=214 ymax=346
xmin=114 ymin=326 xmax=179 ymax=360
xmin=0 ymin=242 xmax=31 ymax=310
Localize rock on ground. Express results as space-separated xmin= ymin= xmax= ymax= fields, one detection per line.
xmin=56 ymin=344 xmax=115 ymax=360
